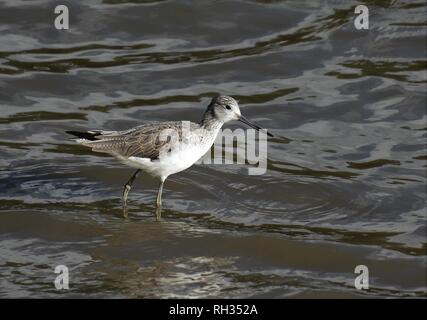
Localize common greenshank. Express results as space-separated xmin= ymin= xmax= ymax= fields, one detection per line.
xmin=66 ymin=95 xmax=273 ymax=219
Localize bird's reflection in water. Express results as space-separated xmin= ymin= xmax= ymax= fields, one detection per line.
xmin=82 ymin=208 xmax=241 ymax=298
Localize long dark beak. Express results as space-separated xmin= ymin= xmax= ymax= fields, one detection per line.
xmin=239 ymin=115 xmax=274 ymax=137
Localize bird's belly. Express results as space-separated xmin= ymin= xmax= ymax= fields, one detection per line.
xmin=120 ymin=141 xmax=211 ymax=179
xmin=159 ymin=143 xmax=208 ymax=175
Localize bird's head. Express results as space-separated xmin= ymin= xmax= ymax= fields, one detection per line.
xmin=207 ymin=95 xmax=273 ymax=137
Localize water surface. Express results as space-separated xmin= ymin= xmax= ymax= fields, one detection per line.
xmin=0 ymin=0 xmax=426 ymax=298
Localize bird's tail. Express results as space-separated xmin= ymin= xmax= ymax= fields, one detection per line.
xmin=66 ymin=130 xmax=101 ymax=141
xmin=66 ymin=130 xmax=127 ymax=154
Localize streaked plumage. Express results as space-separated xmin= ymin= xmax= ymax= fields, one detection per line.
xmin=67 ymin=121 xmax=201 ymax=160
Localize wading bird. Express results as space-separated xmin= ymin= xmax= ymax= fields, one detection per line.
xmin=67 ymin=95 xmax=273 ymax=219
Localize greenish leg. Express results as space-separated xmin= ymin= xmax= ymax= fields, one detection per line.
xmin=122 ymin=169 xmax=141 ymax=218
xmin=155 ymin=179 xmax=165 ymax=221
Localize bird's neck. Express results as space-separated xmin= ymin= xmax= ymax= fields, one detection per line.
xmin=200 ymin=109 xmax=223 ymax=132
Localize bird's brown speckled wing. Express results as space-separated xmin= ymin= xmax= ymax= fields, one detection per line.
xmin=71 ymin=122 xmax=198 ymax=160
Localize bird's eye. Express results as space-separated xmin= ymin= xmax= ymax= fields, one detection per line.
xmin=225 ymin=105 xmax=232 ymax=110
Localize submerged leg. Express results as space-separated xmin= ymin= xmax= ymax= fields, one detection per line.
xmin=155 ymin=179 xmax=165 ymax=221
xmin=122 ymin=169 xmax=141 ymax=218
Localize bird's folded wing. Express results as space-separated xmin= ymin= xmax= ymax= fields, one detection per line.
xmin=77 ymin=122 xmax=185 ymax=160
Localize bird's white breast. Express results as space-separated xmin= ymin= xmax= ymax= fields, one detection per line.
xmin=117 ymin=127 xmax=219 ymax=180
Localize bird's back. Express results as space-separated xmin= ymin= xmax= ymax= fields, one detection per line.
xmin=68 ymin=121 xmax=202 ymax=160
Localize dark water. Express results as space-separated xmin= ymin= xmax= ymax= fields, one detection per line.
xmin=0 ymin=0 xmax=426 ymax=298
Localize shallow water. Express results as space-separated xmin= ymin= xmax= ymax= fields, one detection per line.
xmin=0 ymin=0 xmax=426 ymax=298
